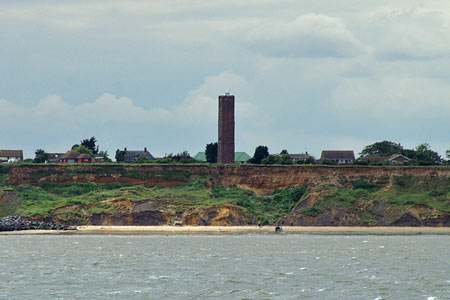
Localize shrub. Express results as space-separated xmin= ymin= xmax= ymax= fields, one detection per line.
xmin=351 ymin=180 xmax=380 ymax=192
xmin=298 ymin=206 xmax=323 ymax=217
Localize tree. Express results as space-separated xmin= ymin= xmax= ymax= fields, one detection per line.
xmin=360 ymin=140 xmax=403 ymax=157
xmin=115 ymin=149 xmax=125 ymax=162
xmin=280 ymin=153 xmax=293 ymax=165
xmin=72 ymin=145 xmax=93 ymax=156
xmin=34 ymin=149 xmax=49 ymax=163
xmin=205 ymin=142 xmax=218 ymax=163
xmin=261 ymin=155 xmax=280 ymax=165
xmin=170 ymin=151 xmax=196 ymax=163
xmin=80 ymin=137 xmax=99 ymax=155
xmin=250 ymin=146 xmax=269 ymax=164
xmin=97 ymin=150 xmax=111 ymax=162
xmin=412 ymin=143 xmax=442 ymax=165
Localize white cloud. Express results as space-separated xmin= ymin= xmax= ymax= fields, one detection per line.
xmin=327 ymin=76 xmax=450 ymax=119
xmin=245 ymin=13 xmax=365 ymax=58
xmin=358 ymin=7 xmax=450 ymax=60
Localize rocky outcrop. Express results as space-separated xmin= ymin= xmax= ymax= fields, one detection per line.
xmin=87 ymin=198 xmax=255 ymax=226
xmin=182 ymin=206 xmax=257 ymax=226
xmin=278 ymin=205 xmax=450 ymax=227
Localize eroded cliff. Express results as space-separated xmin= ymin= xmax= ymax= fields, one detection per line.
xmin=2 ymin=164 xmax=450 ymax=226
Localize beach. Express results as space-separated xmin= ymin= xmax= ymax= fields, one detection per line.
xmin=1 ymin=225 xmax=450 ymax=235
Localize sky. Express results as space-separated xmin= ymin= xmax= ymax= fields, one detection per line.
xmin=1 ymin=0 xmax=450 ymax=160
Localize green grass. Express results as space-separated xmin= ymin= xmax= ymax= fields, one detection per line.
xmin=3 ymin=173 xmax=450 ymax=224
xmin=309 ymin=175 xmax=450 ymax=223
xmin=3 ymin=177 xmax=309 ymax=225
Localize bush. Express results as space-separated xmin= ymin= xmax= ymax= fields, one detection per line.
xmin=351 ymin=180 xmax=380 ymax=192
xmin=298 ymin=206 xmax=323 ymax=217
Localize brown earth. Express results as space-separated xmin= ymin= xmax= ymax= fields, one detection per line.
xmin=5 ymin=164 xmax=450 ymax=226
xmin=7 ymin=164 xmax=450 ymax=195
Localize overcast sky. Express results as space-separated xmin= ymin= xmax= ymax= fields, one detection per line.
xmin=1 ymin=0 xmax=450 ymax=159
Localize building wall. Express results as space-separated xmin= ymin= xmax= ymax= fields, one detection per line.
xmin=218 ymin=94 xmax=235 ymax=164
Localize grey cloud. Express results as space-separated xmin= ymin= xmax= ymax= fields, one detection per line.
xmin=358 ymin=8 xmax=450 ymax=61
xmin=244 ymin=14 xmax=365 ymax=58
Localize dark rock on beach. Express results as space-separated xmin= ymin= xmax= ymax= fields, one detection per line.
xmin=0 ymin=215 xmax=76 ymax=232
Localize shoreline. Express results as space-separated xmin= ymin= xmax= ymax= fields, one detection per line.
xmin=1 ymin=226 xmax=450 ymax=235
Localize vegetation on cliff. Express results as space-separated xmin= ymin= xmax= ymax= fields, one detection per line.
xmin=1 ymin=164 xmax=450 ymax=226
xmin=281 ymin=175 xmax=450 ymax=226
xmin=1 ymin=176 xmax=307 ymax=225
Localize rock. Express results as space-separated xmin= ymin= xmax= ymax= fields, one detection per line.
xmin=0 ymin=215 xmax=74 ymax=232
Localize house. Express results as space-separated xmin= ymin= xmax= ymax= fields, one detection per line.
xmin=123 ymin=147 xmax=155 ymax=162
xmin=194 ymin=152 xmax=251 ymax=163
xmin=59 ymin=150 xmax=94 ymax=163
xmin=362 ymin=154 xmax=410 ymax=165
xmin=47 ymin=153 xmax=65 ymax=163
xmin=0 ymin=150 xmax=23 ymax=163
xmin=320 ymin=150 xmax=355 ymax=165
xmin=289 ymin=153 xmax=314 ymax=163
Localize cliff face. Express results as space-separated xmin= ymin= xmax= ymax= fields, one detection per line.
xmin=4 ymin=164 xmax=450 ymax=226
xmin=7 ymin=164 xmax=450 ymax=194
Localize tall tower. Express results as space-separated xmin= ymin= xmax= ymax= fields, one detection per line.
xmin=218 ymin=93 xmax=235 ymax=164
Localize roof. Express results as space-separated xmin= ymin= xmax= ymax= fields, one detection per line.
xmin=61 ymin=150 xmax=93 ymax=159
xmin=361 ymin=156 xmax=387 ymax=163
xmin=123 ymin=150 xmax=154 ymax=162
xmin=0 ymin=150 xmax=23 ymax=157
xmin=194 ymin=152 xmax=206 ymax=161
xmin=388 ymin=154 xmax=410 ymax=161
xmin=320 ymin=150 xmax=355 ymax=160
xmin=362 ymin=154 xmax=410 ymax=163
xmin=48 ymin=153 xmax=65 ymax=159
xmin=235 ymin=152 xmax=251 ymax=162
xmin=289 ymin=154 xmax=311 ymax=159
xmin=194 ymin=152 xmax=251 ymax=162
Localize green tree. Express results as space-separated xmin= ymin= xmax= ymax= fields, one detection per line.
xmin=80 ymin=137 xmax=99 ymax=155
xmin=205 ymin=142 xmax=218 ymax=163
xmin=250 ymin=146 xmax=269 ymax=164
xmin=135 ymin=156 xmax=154 ymax=163
xmin=412 ymin=143 xmax=442 ymax=165
xmin=115 ymin=149 xmax=125 ymax=162
xmin=72 ymin=145 xmax=93 ymax=156
xmin=280 ymin=153 xmax=293 ymax=165
xmin=33 ymin=149 xmax=49 ymax=163
xmin=360 ymin=140 xmax=403 ymax=157
xmin=97 ymin=150 xmax=111 ymax=162
xmin=261 ymin=155 xmax=280 ymax=165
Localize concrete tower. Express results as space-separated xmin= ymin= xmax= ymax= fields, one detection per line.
xmin=218 ymin=93 xmax=235 ymax=164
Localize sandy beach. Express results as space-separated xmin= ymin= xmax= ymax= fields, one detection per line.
xmin=1 ymin=226 xmax=450 ymax=235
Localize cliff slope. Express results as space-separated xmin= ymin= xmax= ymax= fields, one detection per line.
xmin=1 ymin=164 xmax=450 ymax=226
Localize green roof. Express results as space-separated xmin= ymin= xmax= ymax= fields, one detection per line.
xmin=194 ymin=152 xmax=251 ymax=162
xmin=194 ymin=152 xmax=207 ymax=161
xmin=234 ymin=152 xmax=251 ymax=162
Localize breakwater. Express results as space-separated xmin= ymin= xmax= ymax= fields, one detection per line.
xmin=0 ymin=215 xmax=74 ymax=232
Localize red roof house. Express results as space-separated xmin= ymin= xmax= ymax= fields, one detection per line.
xmin=59 ymin=150 xmax=94 ymax=163
xmin=320 ymin=150 xmax=355 ymax=165
xmin=0 ymin=150 xmax=23 ymax=163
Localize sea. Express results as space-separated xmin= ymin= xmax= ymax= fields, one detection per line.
xmin=0 ymin=234 xmax=449 ymax=300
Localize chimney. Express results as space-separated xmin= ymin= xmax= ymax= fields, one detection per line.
xmin=124 ymin=147 xmax=127 ymax=152
xmin=144 ymin=147 xmax=147 ymax=152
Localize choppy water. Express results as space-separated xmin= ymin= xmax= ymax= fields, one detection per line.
xmin=0 ymin=234 xmax=449 ymax=299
